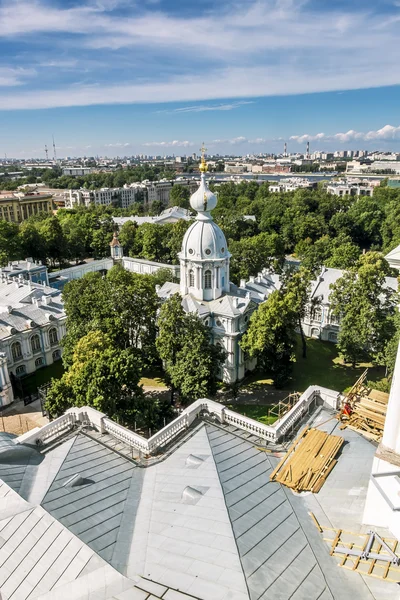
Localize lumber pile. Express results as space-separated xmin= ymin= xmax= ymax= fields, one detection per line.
xmin=339 ymin=369 xmax=388 ymax=442
xmin=269 ymin=426 xmax=344 ymax=493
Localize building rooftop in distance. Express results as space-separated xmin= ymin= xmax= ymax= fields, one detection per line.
xmin=0 ymin=398 xmax=397 ymax=600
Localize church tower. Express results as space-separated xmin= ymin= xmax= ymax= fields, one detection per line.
xmin=179 ymin=145 xmax=231 ymax=302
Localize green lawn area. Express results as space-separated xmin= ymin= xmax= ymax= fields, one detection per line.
xmin=140 ymin=368 xmax=167 ymax=388
xmin=20 ymin=360 xmax=65 ymax=395
xmin=244 ymin=336 xmax=385 ymax=395
xmin=226 ymin=404 xmax=278 ymax=425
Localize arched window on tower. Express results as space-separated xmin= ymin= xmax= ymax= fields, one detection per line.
xmin=189 ymin=270 xmax=195 ymax=287
xmin=204 ymin=270 xmax=212 ymax=289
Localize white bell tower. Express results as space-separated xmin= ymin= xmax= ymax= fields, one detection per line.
xmin=179 ymin=144 xmax=231 ymax=302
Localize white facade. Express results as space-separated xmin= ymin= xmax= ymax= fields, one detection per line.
xmin=0 ymin=278 xmax=66 ymax=401
xmin=62 ymin=167 xmax=94 ymax=177
xmin=326 ymin=184 xmax=374 ymax=197
xmin=363 ymin=340 xmax=400 ymax=540
xmin=66 ymin=187 xmax=140 ymax=209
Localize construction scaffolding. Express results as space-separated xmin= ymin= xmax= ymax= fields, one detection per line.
xmin=339 ymin=369 xmax=388 ymax=442
xmin=311 ymin=513 xmax=400 ymax=583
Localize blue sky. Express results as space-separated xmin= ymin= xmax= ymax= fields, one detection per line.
xmin=1 ymin=0 xmax=400 ymax=157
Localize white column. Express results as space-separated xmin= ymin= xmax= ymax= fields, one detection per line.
xmin=382 ymin=339 xmax=400 ymax=454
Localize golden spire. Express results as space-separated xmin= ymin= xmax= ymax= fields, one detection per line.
xmin=199 ymin=142 xmax=208 ymax=173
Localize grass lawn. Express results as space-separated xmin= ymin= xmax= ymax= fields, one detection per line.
xmin=140 ymin=368 xmax=167 ymax=388
xmin=20 ymin=360 xmax=65 ymax=395
xmin=226 ymin=404 xmax=278 ymax=425
xmin=244 ymin=336 xmax=385 ymax=395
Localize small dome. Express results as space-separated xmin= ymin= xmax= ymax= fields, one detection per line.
xmin=180 ymin=220 xmax=229 ymax=261
xmin=190 ymin=174 xmax=217 ymax=214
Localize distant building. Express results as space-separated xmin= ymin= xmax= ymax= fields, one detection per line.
xmin=66 ymin=187 xmax=140 ymax=209
xmin=112 ymin=206 xmax=193 ymax=228
xmin=269 ymin=178 xmax=317 ymax=193
xmin=0 ymin=259 xmax=49 ymax=286
xmin=301 ymin=267 xmax=397 ymax=342
xmin=62 ymin=167 xmax=94 ymax=177
xmin=326 ymin=183 xmax=374 ymax=197
xmin=0 ymin=192 xmax=54 ymax=223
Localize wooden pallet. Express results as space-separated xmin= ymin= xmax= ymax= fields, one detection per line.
xmin=340 ymin=370 xmax=389 ymax=442
xmin=310 ymin=513 xmax=400 ymax=583
xmin=269 ymin=427 xmax=344 ymax=493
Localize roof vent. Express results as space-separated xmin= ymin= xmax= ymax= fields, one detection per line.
xmin=185 ymin=454 xmax=206 ymax=469
xmin=63 ymin=473 xmax=85 ymax=488
xmin=181 ymin=486 xmax=209 ymax=505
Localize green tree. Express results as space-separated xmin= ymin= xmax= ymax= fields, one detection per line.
xmin=118 ymin=221 xmax=138 ymax=256
xmin=19 ymin=221 xmax=47 ymax=263
xmin=330 ymin=252 xmax=397 ymax=367
xmin=156 ymin=294 xmax=225 ymax=402
xmin=280 ymin=267 xmax=313 ymax=358
xmin=240 ymin=290 xmax=298 ymax=388
xmin=46 ymin=331 xmax=144 ymax=423
xmin=229 ymin=232 xmax=285 ymax=283
xmin=0 ymin=221 xmax=21 ymax=265
xmin=38 ymin=216 xmax=67 ymax=266
xmin=169 ymin=185 xmax=190 ymax=209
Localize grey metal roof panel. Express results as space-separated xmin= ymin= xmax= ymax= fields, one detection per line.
xmin=41 ymin=433 xmax=141 ymax=566
xmin=205 ymin=424 xmax=370 ymax=600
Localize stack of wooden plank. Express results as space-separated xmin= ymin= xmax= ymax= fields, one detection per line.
xmin=340 ymin=376 xmax=389 ymax=442
xmin=269 ymin=426 xmax=344 ymax=493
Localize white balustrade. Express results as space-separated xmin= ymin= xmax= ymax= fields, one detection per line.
xmin=103 ymin=418 xmax=149 ymax=453
xmin=15 ymin=386 xmax=339 ymax=453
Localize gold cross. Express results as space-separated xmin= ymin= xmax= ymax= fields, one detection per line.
xmin=200 ymin=142 xmax=208 ymax=157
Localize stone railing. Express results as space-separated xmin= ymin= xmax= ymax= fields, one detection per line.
xmin=15 ymin=412 xmax=76 ymax=446
xmin=14 ymin=386 xmax=340 ymax=453
xmin=103 ymin=417 xmax=149 ymax=453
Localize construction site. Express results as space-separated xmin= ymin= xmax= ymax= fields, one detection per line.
xmin=0 ymin=369 xmax=399 ymax=600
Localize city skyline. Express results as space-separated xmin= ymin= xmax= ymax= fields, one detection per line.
xmin=2 ymin=0 xmax=400 ymax=156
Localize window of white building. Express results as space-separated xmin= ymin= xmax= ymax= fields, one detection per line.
xmin=189 ymin=270 xmax=195 ymax=287
xmin=16 ymin=364 xmax=26 ymax=376
xmin=49 ymin=327 xmax=58 ymax=346
xmin=35 ymin=357 xmax=44 ymax=367
xmin=31 ymin=334 xmax=41 ymax=354
xmin=312 ymin=308 xmax=322 ymax=322
xmin=52 ymin=349 xmax=61 ymax=361
xmin=328 ymin=331 xmax=338 ymax=342
xmin=204 ymin=270 xmax=212 ymax=289
xmin=11 ymin=341 xmax=23 ymax=361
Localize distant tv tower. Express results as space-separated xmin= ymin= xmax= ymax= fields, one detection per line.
xmin=52 ymin=135 xmax=57 ymax=162
xmin=284 ymin=142 xmax=287 ymax=156
xmin=306 ymin=141 xmax=310 ymax=158
xmin=44 ymin=144 xmax=49 ymax=160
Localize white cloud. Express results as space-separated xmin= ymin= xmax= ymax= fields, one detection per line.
xmin=142 ymin=140 xmax=194 ymax=147
xmin=0 ymin=67 xmax=35 ymax=87
xmin=0 ymin=1 xmax=400 ymax=107
xmin=289 ymin=124 xmax=400 ymax=145
xmin=159 ymin=101 xmax=254 ymax=114
xmin=104 ymin=142 xmax=131 ymax=147
xmin=289 ymin=132 xmax=326 ymax=143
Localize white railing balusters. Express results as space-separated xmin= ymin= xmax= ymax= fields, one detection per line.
xmin=14 ymin=386 xmax=339 ymax=453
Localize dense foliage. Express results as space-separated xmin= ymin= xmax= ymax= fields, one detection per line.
xmin=156 ymin=294 xmax=226 ymax=402
xmin=329 ymin=252 xmax=398 ymax=367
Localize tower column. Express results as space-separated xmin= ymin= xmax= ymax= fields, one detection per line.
xmin=382 ymin=341 xmax=400 ymax=454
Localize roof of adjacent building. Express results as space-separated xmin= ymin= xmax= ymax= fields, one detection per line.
xmin=0 ymin=279 xmax=65 ymax=339
xmin=310 ymin=266 xmax=398 ymax=304
xmin=0 ymin=412 xmax=390 ymax=600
